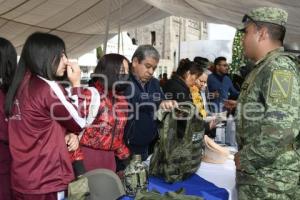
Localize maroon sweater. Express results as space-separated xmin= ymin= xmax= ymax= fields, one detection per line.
xmin=0 ymin=89 xmax=12 ymax=199
xmin=8 ymin=72 xmax=89 ymax=194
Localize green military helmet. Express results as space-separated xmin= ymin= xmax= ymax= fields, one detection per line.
xmin=238 ymin=7 xmax=288 ymax=31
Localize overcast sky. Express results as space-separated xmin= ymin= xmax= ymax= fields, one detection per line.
xmin=208 ymin=23 xmax=236 ymax=41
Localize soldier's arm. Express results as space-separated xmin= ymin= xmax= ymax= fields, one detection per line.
xmin=240 ymin=63 xmax=300 ymax=172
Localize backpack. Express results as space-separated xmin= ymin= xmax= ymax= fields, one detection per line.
xmin=149 ymin=102 xmax=205 ymax=183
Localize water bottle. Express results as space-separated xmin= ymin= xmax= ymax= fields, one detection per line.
xmin=215 ymin=126 xmax=225 ymax=144
xmin=225 ymin=114 xmax=237 ymax=147
xmin=123 ymin=154 xmax=148 ymax=197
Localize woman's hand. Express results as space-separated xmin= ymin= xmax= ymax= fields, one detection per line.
xmin=65 ymin=133 xmax=79 ymax=152
xmin=67 ymin=61 xmax=81 ymax=87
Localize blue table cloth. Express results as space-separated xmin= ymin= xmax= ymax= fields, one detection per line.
xmin=121 ymin=174 xmax=229 ymax=200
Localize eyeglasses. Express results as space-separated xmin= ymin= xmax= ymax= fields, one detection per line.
xmin=242 ymin=15 xmax=256 ymax=24
xmin=240 ymin=15 xmax=262 ymax=32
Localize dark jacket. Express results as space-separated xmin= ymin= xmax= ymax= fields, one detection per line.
xmin=163 ymin=75 xmax=214 ymax=137
xmin=163 ymin=75 xmax=192 ymax=102
xmin=124 ymin=74 xmax=164 ymax=146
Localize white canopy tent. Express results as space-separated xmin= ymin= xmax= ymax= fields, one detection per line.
xmin=0 ymin=0 xmax=169 ymax=57
xmin=0 ymin=0 xmax=299 ymax=58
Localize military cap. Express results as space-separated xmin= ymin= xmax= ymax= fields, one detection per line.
xmin=238 ymin=7 xmax=288 ymax=30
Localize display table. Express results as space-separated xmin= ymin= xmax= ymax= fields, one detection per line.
xmin=121 ymin=174 xmax=229 ymax=200
xmin=197 ymin=159 xmax=237 ymax=200
xmin=122 ymin=155 xmax=237 ymax=200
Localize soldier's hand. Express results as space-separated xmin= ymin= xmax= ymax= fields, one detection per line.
xmin=224 ymin=100 xmax=237 ymax=111
xmin=234 ymin=151 xmax=241 ymax=170
xmin=159 ymin=100 xmax=178 ymax=111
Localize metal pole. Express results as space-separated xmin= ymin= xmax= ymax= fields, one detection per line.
xmin=178 ymin=17 xmax=182 ymax=64
xmin=162 ymin=18 xmax=166 ymax=59
xmin=121 ymin=29 xmax=124 ymax=54
xmin=117 ymin=0 xmax=122 ymax=53
xmin=103 ymin=0 xmax=112 ymax=54
xmin=200 ymin=21 xmax=203 ymax=39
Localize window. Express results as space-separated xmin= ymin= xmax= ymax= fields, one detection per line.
xmin=151 ymin=31 xmax=156 ymax=46
xmin=159 ymin=66 xmax=162 ymax=75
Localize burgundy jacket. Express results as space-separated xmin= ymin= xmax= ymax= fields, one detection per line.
xmin=8 ymin=72 xmax=94 ymax=194
xmin=0 ymin=90 xmax=10 ymax=174
xmin=0 ymin=90 xmax=8 ymax=142
xmin=0 ymin=89 xmax=12 ymax=199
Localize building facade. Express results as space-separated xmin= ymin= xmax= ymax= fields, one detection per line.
xmin=128 ymin=16 xmax=208 ymax=78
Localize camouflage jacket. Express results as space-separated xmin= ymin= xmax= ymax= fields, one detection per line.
xmin=236 ymin=47 xmax=300 ymax=191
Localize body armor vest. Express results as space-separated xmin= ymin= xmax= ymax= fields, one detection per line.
xmin=150 ymin=103 xmax=204 ymax=182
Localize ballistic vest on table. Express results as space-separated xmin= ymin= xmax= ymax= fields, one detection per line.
xmin=149 ymin=103 xmax=205 ymax=183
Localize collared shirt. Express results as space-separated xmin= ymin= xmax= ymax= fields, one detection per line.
xmin=132 ymin=73 xmax=146 ymax=88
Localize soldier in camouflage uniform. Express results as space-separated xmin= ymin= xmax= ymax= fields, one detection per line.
xmin=235 ymin=7 xmax=300 ymax=199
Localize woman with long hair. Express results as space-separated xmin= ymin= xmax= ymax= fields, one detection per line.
xmin=0 ymin=37 xmax=17 ymax=200
xmin=80 ymin=53 xmax=131 ymax=173
xmin=5 ymin=32 xmax=91 ymax=199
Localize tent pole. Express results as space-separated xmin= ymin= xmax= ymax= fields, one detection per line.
xmin=103 ymin=0 xmax=112 ymax=54
xmin=162 ymin=18 xmax=166 ymax=59
xmin=178 ymin=17 xmax=182 ymax=65
xmin=122 ymin=29 xmax=124 ymax=54
xmin=118 ymin=0 xmax=122 ymax=54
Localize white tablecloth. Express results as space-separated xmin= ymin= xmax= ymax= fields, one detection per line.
xmin=196 ymin=159 xmax=237 ymax=200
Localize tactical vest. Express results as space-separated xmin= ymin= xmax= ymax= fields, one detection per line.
xmin=149 ymin=102 xmax=205 ymax=183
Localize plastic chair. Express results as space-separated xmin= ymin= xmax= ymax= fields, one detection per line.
xmin=83 ymin=169 xmax=125 ymax=200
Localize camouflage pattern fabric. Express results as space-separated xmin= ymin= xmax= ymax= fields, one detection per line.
xmin=236 ymin=47 xmax=300 ymax=200
xmin=238 ymin=7 xmax=288 ymax=30
xmin=68 ymin=176 xmax=90 ymax=200
xmin=149 ymin=103 xmax=204 ymax=183
xmin=135 ymin=188 xmax=203 ymax=200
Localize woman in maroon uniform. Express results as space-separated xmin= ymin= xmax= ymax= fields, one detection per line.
xmin=0 ymin=37 xmax=17 ymax=200
xmin=80 ymin=53 xmax=130 ymax=172
xmin=5 ymin=32 xmax=90 ymax=200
